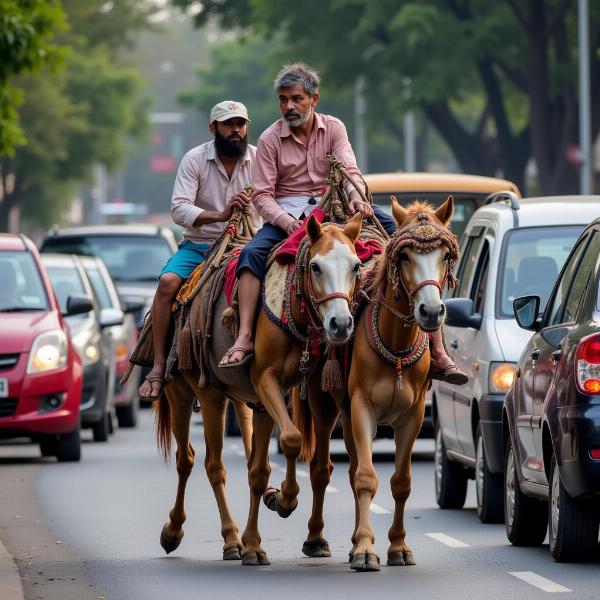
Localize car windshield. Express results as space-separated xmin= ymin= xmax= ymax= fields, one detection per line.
xmin=0 ymin=251 xmax=49 ymax=312
xmin=41 ymin=235 xmax=172 ymax=282
xmin=372 ymin=192 xmax=480 ymax=240
xmin=44 ymin=265 xmax=86 ymax=313
xmin=497 ymin=225 xmax=585 ymax=318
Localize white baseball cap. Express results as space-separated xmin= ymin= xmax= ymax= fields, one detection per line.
xmin=209 ymin=100 xmax=250 ymax=123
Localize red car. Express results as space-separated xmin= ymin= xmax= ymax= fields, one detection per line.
xmin=0 ymin=234 xmax=91 ymax=461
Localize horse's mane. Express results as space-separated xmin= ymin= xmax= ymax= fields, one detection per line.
xmin=362 ymin=200 xmax=436 ymax=297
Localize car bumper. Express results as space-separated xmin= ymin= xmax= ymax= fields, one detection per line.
xmin=0 ymin=352 xmax=81 ymax=438
xmin=479 ymin=393 xmax=505 ymax=474
xmin=553 ymin=403 xmax=600 ymax=499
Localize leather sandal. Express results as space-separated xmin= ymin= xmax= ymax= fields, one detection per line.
xmin=430 ymin=363 xmax=468 ymax=386
xmin=218 ymin=346 xmax=254 ymax=369
xmin=139 ymin=371 xmax=165 ymax=401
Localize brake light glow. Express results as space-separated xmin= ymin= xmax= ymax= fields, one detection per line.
xmin=575 ymin=334 xmax=600 ymax=394
xmin=590 ymin=449 xmax=600 ymax=460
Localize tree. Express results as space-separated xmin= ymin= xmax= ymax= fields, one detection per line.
xmin=0 ymin=0 xmax=67 ymax=157
xmin=0 ymin=0 xmax=156 ymax=231
xmin=172 ymin=0 xmax=600 ymax=194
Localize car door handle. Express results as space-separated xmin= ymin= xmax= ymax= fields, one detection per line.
xmin=530 ymin=349 xmax=540 ymax=360
xmin=551 ymin=349 xmax=562 ymax=363
xmin=449 ymin=340 xmax=459 ymax=350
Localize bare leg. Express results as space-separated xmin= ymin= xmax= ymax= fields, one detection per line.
xmin=159 ymin=379 xmax=194 ymax=553
xmin=219 ymin=271 xmax=260 ymax=366
xmin=241 ymin=409 xmax=274 ymax=565
xmin=139 ymin=273 xmax=182 ymax=398
xmin=200 ymin=389 xmax=244 ymax=560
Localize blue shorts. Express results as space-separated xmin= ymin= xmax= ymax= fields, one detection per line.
xmin=160 ymin=240 xmax=212 ymax=280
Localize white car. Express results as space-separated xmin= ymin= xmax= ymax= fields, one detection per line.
xmin=432 ymin=193 xmax=600 ymax=523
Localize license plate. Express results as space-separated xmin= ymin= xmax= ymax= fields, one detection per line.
xmin=0 ymin=378 xmax=7 ymax=398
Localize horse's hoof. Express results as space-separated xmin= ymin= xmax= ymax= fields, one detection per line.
xmin=302 ymin=538 xmax=331 ymax=558
xmin=160 ymin=525 xmax=183 ymax=554
xmin=387 ymin=550 xmax=416 ymax=566
xmin=348 ymin=551 xmax=354 ymax=564
xmin=350 ymin=552 xmax=380 ymax=572
xmin=223 ymin=546 xmax=242 ymax=560
xmin=241 ymin=551 xmax=271 ymax=566
xmin=263 ymin=487 xmax=297 ymax=518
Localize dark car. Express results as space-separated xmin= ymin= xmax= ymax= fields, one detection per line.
xmin=41 ymin=254 xmax=122 ymax=442
xmin=40 ymin=225 xmax=178 ymax=331
xmin=0 ymin=234 xmax=90 ymax=461
xmin=504 ymin=219 xmax=600 ymax=562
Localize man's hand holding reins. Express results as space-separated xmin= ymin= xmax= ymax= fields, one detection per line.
xmin=349 ymin=196 xmax=373 ymax=218
xmin=221 ymin=190 xmax=252 ymax=221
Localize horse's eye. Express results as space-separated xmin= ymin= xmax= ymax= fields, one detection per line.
xmin=443 ymin=251 xmax=451 ymax=262
xmin=310 ymin=263 xmax=321 ymax=275
xmin=399 ymin=252 xmax=410 ymax=263
xmin=353 ymin=262 xmax=361 ymax=275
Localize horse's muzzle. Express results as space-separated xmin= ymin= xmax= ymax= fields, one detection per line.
xmin=326 ymin=314 xmax=354 ymax=343
xmin=417 ymin=302 xmax=445 ymax=332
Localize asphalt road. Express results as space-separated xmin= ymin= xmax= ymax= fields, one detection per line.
xmin=0 ymin=410 xmax=598 ymax=600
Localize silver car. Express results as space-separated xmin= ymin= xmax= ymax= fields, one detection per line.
xmin=432 ymin=193 xmax=600 ymax=523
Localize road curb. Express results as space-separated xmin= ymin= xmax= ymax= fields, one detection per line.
xmin=0 ymin=538 xmax=24 ymax=600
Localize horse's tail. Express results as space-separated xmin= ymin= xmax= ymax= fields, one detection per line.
xmin=291 ymin=386 xmax=315 ymax=463
xmin=154 ymin=392 xmax=172 ymax=462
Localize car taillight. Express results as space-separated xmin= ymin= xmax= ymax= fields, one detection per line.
xmin=575 ymin=333 xmax=600 ymax=394
xmin=590 ymin=449 xmax=600 ymax=460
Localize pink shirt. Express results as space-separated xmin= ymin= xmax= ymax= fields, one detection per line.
xmin=171 ymin=140 xmax=257 ymax=243
xmin=252 ymin=113 xmax=364 ymax=228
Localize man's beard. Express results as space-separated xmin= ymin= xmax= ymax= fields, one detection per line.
xmin=284 ymin=105 xmax=311 ymax=127
xmin=214 ymin=129 xmax=248 ymax=158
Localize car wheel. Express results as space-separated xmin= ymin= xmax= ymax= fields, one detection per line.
xmin=116 ymin=399 xmax=138 ymax=428
xmin=475 ymin=423 xmax=503 ymax=523
xmin=434 ymin=422 xmax=468 ymax=509
xmin=56 ymin=426 xmax=81 ymax=462
xmin=225 ymin=400 xmax=241 ymax=437
xmin=92 ymin=411 xmax=110 ymax=442
xmin=504 ymin=437 xmax=547 ymax=545
xmin=548 ymin=455 xmax=599 ymax=562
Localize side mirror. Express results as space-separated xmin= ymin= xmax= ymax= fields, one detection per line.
xmin=64 ymin=294 xmax=93 ymax=317
xmin=99 ymin=307 xmax=124 ymax=328
xmin=513 ymin=295 xmax=542 ymax=331
xmin=445 ymin=298 xmax=483 ymax=329
xmin=124 ymin=299 xmax=144 ymax=314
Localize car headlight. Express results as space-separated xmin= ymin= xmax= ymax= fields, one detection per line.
xmin=489 ymin=362 xmax=517 ymax=394
xmin=72 ymin=329 xmax=100 ymax=366
xmin=26 ymin=330 xmax=68 ymax=374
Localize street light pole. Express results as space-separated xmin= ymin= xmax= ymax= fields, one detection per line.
xmin=578 ymin=0 xmax=592 ymax=194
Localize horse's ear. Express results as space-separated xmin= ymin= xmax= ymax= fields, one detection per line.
xmin=305 ymin=214 xmax=322 ymax=244
xmin=435 ymin=195 xmax=454 ymax=226
xmin=343 ymin=212 xmax=362 ymax=243
xmin=391 ymin=196 xmax=409 ymax=228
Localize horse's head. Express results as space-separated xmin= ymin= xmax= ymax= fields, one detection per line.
xmin=388 ymin=196 xmax=459 ymax=332
xmin=304 ymin=213 xmax=363 ymax=343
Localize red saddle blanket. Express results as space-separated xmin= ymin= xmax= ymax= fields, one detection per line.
xmin=224 ymin=209 xmax=383 ymax=305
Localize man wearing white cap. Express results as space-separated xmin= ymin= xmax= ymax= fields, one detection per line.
xmin=139 ymin=100 xmax=257 ymax=401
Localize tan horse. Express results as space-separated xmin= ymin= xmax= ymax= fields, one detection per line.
xmin=348 ymin=196 xmax=458 ymax=571
xmin=155 ymin=213 xmax=363 ymax=565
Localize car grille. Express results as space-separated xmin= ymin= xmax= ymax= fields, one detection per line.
xmin=0 ymin=398 xmax=18 ymax=418
xmin=0 ymin=354 xmax=19 ymax=371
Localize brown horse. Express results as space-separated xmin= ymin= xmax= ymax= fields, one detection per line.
xmin=347 ymin=196 xmax=458 ymax=571
xmin=155 ymin=213 xmax=363 ymax=565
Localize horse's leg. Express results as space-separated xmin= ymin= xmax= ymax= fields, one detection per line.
xmin=349 ymin=392 xmax=380 ymax=572
xmin=160 ymin=378 xmax=195 ymax=554
xmin=387 ymin=400 xmax=424 ymax=567
xmin=302 ymin=389 xmax=338 ymax=558
xmin=231 ymin=397 xmax=253 ymax=460
xmin=241 ymin=408 xmax=274 ymax=566
xmin=256 ymin=373 xmax=301 ymax=516
xmin=200 ymin=389 xmax=243 ymax=560
xmin=341 ymin=410 xmax=360 ymax=562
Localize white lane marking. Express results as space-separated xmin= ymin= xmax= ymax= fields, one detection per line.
xmin=425 ymin=533 xmax=470 ymax=548
xmin=509 ymin=572 xmax=572 ymax=593
xmin=370 ymin=503 xmax=391 ymax=514
xmin=325 ymin=485 xmax=339 ymax=494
